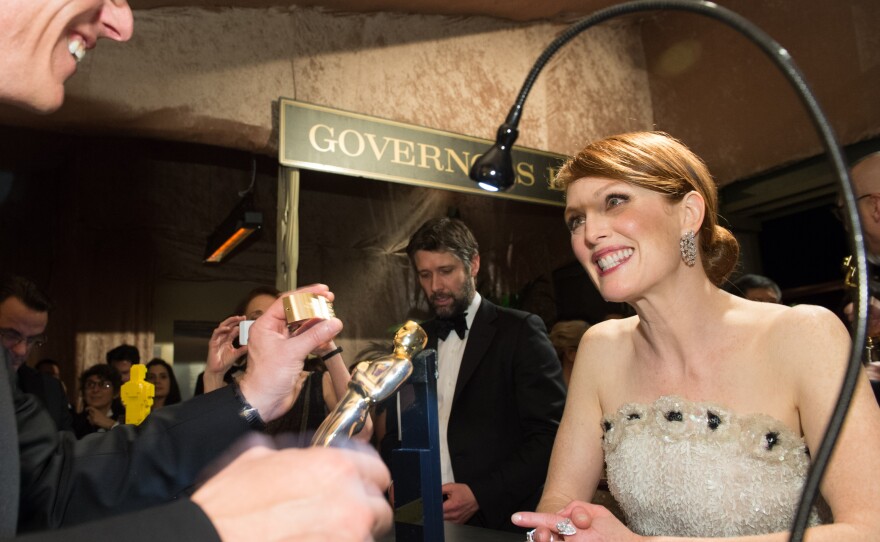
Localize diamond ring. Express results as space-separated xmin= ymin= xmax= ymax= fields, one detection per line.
xmin=556 ymin=518 xmax=577 ymax=536
xmin=525 ymin=528 xmax=537 ymax=542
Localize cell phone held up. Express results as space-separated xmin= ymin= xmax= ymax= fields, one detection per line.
xmin=236 ymin=320 xmax=255 ymax=347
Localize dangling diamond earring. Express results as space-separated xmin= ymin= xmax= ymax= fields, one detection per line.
xmin=679 ymin=230 xmax=697 ymax=267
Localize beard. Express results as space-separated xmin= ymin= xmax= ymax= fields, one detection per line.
xmin=429 ymin=279 xmax=475 ymax=319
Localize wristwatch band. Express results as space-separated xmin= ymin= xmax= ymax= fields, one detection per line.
xmin=229 ymin=380 xmax=266 ymax=430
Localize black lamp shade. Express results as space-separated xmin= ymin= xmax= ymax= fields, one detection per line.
xmin=469 ymin=123 xmax=519 ymax=192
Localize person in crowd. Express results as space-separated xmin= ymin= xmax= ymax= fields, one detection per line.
xmin=0 ymin=275 xmax=73 ymax=432
xmin=194 ymin=285 xmax=278 ymax=395
xmin=145 ymin=358 xmax=181 ymax=410
xmin=0 ymin=275 xmax=49 ymax=373
xmin=105 ymin=343 xmax=138 ymax=419
xmin=35 ymin=358 xmax=73 ymax=422
xmin=511 ymin=131 xmax=880 ymax=541
xmin=379 ymin=217 xmax=567 ymax=532
xmin=726 ymin=273 xmax=783 ymax=304
xmin=549 ymin=320 xmax=590 ymax=387
xmin=106 ymin=344 xmax=140 ymax=384
xmin=201 ymin=286 xmax=372 ymax=444
xmin=841 ymin=152 xmax=880 ymax=403
xmin=0 ymin=3 xmax=391 ymax=538
xmin=72 ymin=364 xmax=124 ymax=439
xmin=35 ymin=359 xmax=63 ymax=381
xmin=845 ymin=152 xmax=880 ymax=262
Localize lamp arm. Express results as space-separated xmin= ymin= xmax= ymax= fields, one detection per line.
xmin=490 ymin=2 xmax=867 ymax=540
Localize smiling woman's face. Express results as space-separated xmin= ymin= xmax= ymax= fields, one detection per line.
xmin=84 ymin=375 xmax=115 ymax=410
xmin=0 ymin=0 xmax=133 ymax=112
xmin=564 ymin=176 xmax=684 ymax=303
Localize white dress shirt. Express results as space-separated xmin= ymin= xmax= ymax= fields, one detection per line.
xmin=437 ymin=292 xmax=481 ymax=485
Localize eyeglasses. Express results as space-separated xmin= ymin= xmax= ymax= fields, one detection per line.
xmin=0 ymin=328 xmax=47 ymax=349
xmin=85 ymin=380 xmax=113 ymax=390
xmin=832 ymin=193 xmax=878 ymax=222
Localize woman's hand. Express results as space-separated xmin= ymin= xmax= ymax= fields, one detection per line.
xmin=512 ymin=502 xmax=641 ymax=542
xmin=204 ymin=315 xmax=249 ymax=393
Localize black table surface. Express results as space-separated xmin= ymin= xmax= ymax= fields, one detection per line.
xmin=379 ymin=522 xmax=525 ymax=542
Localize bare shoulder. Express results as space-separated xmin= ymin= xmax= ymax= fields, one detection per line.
xmin=760 ymin=303 xmax=851 ymax=381
xmin=731 ymin=299 xmax=846 ymax=341
xmin=571 ymin=317 xmax=636 ymax=388
xmin=580 ymin=316 xmax=636 ymax=353
xmin=766 ymin=303 xmax=849 ymax=344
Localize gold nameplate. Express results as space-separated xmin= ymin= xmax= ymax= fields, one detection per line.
xmin=282 ymin=292 xmax=335 ymax=328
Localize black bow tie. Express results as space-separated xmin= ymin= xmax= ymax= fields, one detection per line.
xmin=435 ymin=312 xmax=468 ymax=341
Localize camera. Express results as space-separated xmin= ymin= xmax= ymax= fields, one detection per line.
xmin=238 ymin=320 xmax=255 ymax=346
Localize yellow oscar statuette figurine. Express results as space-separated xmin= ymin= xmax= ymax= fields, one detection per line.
xmin=121 ymin=364 xmax=155 ymax=425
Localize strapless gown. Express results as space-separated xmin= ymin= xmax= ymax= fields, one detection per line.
xmin=602 ymin=396 xmax=823 ymax=537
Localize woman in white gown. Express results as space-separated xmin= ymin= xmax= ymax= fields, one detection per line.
xmin=513 ymin=132 xmax=880 ymax=541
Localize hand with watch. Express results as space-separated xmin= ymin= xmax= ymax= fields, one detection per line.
xmin=234 ymin=284 xmax=344 ymax=424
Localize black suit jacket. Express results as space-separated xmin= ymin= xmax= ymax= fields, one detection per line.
xmin=11 ymin=501 xmax=218 ymax=542
xmin=383 ymin=299 xmax=566 ymax=531
xmin=16 ymin=366 xmax=72 ymax=433
xmin=7 ymin=362 xmax=252 ymax=541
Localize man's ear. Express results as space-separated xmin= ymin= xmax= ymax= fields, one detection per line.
xmin=869 ymin=196 xmax=880 ymax=224
xmin=470 ymin=253 xmax=480 ymax=278
xmin=681 ymin=191 xmax=706 ymax=233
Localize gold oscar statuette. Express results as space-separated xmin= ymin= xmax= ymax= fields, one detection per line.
xmin=311 ymin=320 xmax=428 ymax=447
xmin=841 ymin=255 xmax=879 ymax=363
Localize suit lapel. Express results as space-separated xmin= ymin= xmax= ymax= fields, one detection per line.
xmin=452 ymin=300 xmax=496 ymax=406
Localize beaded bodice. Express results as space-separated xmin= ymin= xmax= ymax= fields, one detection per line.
xmin=602 ymin=396 xmax=821 ymax=537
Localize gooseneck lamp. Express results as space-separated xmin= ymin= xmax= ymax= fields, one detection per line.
xmin=469 ymin=2 xmax=868 ymax=541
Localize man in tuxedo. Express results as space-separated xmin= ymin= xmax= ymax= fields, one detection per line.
xmin=383 ymin=217 xmax=566 ymax=531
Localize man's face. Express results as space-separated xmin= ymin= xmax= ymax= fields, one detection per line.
xmin=744 ymin=287 xmax=781 ymax=304
xmin=111 ymin=359 xmax=133 ymax=383
xmin=851 ymin=154 xmax=880 ymax=259
xmin=413 ymin=250 xmax=479 ymax=319
xmin=0 ymin=297 xmax=49 ymax=371
xmin=0 ymin=0 xmax=133 ymax=112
